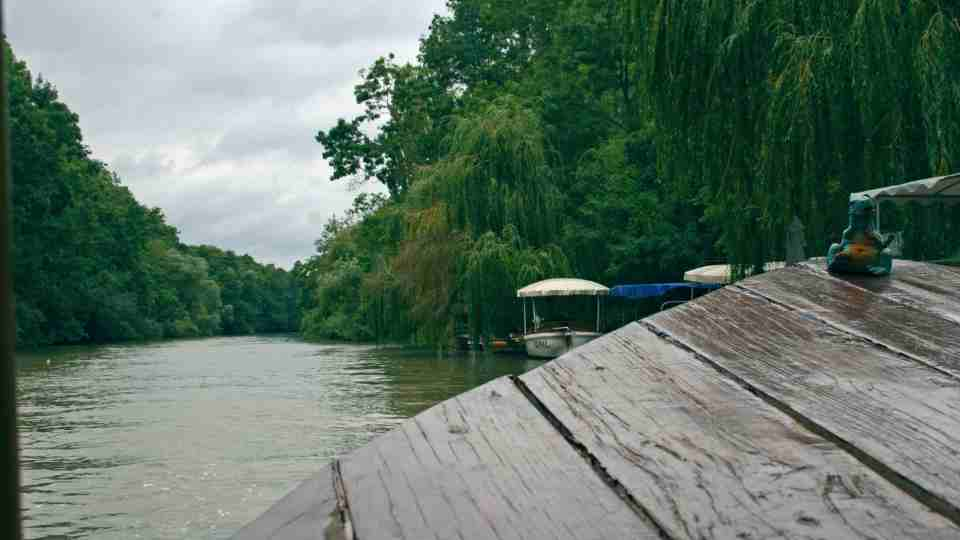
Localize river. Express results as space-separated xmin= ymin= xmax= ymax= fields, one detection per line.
xmin=16 ymin=335 xmax=544 ymax=539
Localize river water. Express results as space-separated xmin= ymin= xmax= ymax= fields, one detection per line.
xmin=17 ymin=335 xmax=544 ymax=539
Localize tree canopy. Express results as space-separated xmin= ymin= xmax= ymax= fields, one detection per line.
xmin=8 ymin=42 xmax=300 ymax=347
xmin=12 ymin=1 xmax=958 ymax=348
xmin=646 ymin=0 xmax=960 ymax=271
xmin=304 ymin=0 xmax=959 ymax=345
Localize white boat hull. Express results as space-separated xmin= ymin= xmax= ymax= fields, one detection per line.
xmin=523 ymin=330 xmax=602 ymax=359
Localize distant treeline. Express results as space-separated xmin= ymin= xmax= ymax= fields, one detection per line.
xmin=298 ymin=0 xmax=960 ymax=345
xmin=8 ymin=42 xmax=300 ymax=347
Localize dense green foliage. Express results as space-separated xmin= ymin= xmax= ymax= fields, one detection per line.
xmin=303 ymin=0 xmax=959 ymax=345
xmin=646 ymin=0 xmax=960 ymax=272
xmin=8 ymin=43 xmax=299 ymax=347
xmin=13 ymin=3 xmax=957 ymax=348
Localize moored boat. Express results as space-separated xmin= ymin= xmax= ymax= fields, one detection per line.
xmin=521 ymin=327 xmax=602 ymax=359
xmin=517 ymin=278 xmax=608 ymax=359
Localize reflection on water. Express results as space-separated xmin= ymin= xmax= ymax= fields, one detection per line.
xmin=17 ymin=336 xmax=542 ymax=539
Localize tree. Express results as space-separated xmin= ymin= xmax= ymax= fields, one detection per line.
xmin=305 ymin=0 xmax=960 ymax=346
xmin=646 ymin=0 xmax=960 ymax=270
xmin=316 ymin=56 xmax=450 ymax=197
xmin=8 ymin=40 xmax=300 ymax=346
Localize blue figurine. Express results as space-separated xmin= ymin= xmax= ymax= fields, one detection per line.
xmin=827 ymin=199 xmax=893 ymax=276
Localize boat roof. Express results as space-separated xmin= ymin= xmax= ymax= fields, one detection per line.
xmin=517 ymin=278 xmax=609 ymax=298
xmin=683 ymin=262 xmax=785 ymax=285
xmin=610 ymin=282 xmax=720 ymax=299
xmin=851 ymin=173 xmax=960 ymax=205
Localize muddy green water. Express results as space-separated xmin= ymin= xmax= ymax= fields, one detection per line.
xmin=17 ymin=335 xmax=543 ymax=539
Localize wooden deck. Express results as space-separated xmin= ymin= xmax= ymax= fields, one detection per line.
xmin=234 ymin=261 xmax=960 ymax=540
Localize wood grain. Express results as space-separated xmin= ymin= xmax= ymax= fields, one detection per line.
xmin=736 ymin=265 xmax=960 ymax=379
xmin=650 ymin=286 xmax=960 ymax=519
xmin=802 ymin=260 xmax=960 ymax=325
xmin=338 ymin=376 xmax=659 ymax=540
xmin=231 ymin=465 xmax=343 ymax=540
xmin=235 ymin=262 xmax=960 ymax=540
xmin=520 ymin=323 xmax=958 ymax=539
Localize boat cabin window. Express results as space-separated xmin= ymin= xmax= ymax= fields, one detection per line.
xmin=873 ymin=200 xmax=959 ymax=265
xmin=527 ymin=296 xmax=603 ymax=332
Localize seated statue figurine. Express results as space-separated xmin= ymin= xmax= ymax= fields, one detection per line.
xmin=827 ymin=199 xmax=893 ymax=276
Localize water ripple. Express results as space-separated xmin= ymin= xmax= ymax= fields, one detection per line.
xmin=18 ymin=337 xmax=540 ymax=539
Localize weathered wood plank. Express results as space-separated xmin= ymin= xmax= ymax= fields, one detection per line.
xmin=339 ymin=376 xmax=659 ymax=540
xmin=231 ymin=465 xmax=343 ymax=540
xmin=802 ymin=260 xmax=960 ymax=325
xmin=736 ymin=265 xmax=960 ymax=379
xmin=649 ymin=287 xmax=960 ymax=520
xmin=520 ymin=323 xmax=958 ymax=540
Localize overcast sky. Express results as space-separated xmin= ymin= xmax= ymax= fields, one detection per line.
xmin=7 ymin=0 xmax=447 ymax=268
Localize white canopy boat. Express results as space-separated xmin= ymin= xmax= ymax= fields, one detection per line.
xmin=849 ymin=172 xmax=960 ymax=239
xmin=683 ymin=262 xmax=786 ymax=285
xmin=850 ymin=173 xmax=960 ymax=205
xmin=517 ymin=278 xmax=608 ymax=359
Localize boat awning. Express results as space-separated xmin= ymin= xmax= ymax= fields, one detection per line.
xmin=609 ymin=282 xmax=720 ymax=300
xmin=850 ymin=173 xmax=960 ymax=205
xmin=517 ymin=278 xmax=609 ymax=298
xmin=684 ymin=262 xmax=786 ymax=285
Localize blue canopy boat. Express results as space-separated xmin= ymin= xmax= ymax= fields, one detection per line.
xmin=610 ymin=282 xmax=721 ymax=312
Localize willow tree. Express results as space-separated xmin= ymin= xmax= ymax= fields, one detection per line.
xmin=392 ymin=203 xmax=465 ymax=346
xmin=645 ymin=0 xmax=960 ymax=270
xmin=437 ymin=95 xmax=561 ymax=244
xmin=392 ymin=96 xmax=567 ymax=343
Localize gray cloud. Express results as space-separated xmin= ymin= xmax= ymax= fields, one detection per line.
xmin=237 ymin=0 xmax=442 ymax=49
xmin=7 ymin=0 xmax=447 ymax=268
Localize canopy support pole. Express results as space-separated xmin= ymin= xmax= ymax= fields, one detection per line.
xmin=522 ymin=299 xmax=527 ymax=335
xmin=596 ymin=296 xmax=600 ymax=333
xmin=876 ymin=198 xmax=882 ymax=233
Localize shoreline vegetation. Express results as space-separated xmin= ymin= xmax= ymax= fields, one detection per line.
xmin=298 ymin=1 xmax=960 ymax=346
xmin=11 ymin=2 xmax=960 ymax=349
xmin=8 ymin=43 xmax=300 ymax=348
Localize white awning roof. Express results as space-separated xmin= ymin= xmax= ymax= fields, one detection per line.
xmin=517 ymin=278 xmax=609 ymax=298
xmin=684 ymin=262 xmax=785 ymax=285
xmin=851 ymin=173 xmax=960 ymax=205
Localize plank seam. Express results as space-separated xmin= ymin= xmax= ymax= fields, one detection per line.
xmin=331 ymin=459 xmax=357 ymax=540
xmin=509 ymin=375 xmax=674 ymax=540
xmin=639 ymin=319 xmax=960 ymax=528
xmin=732 ymin=283 xmax=960 ymax=383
